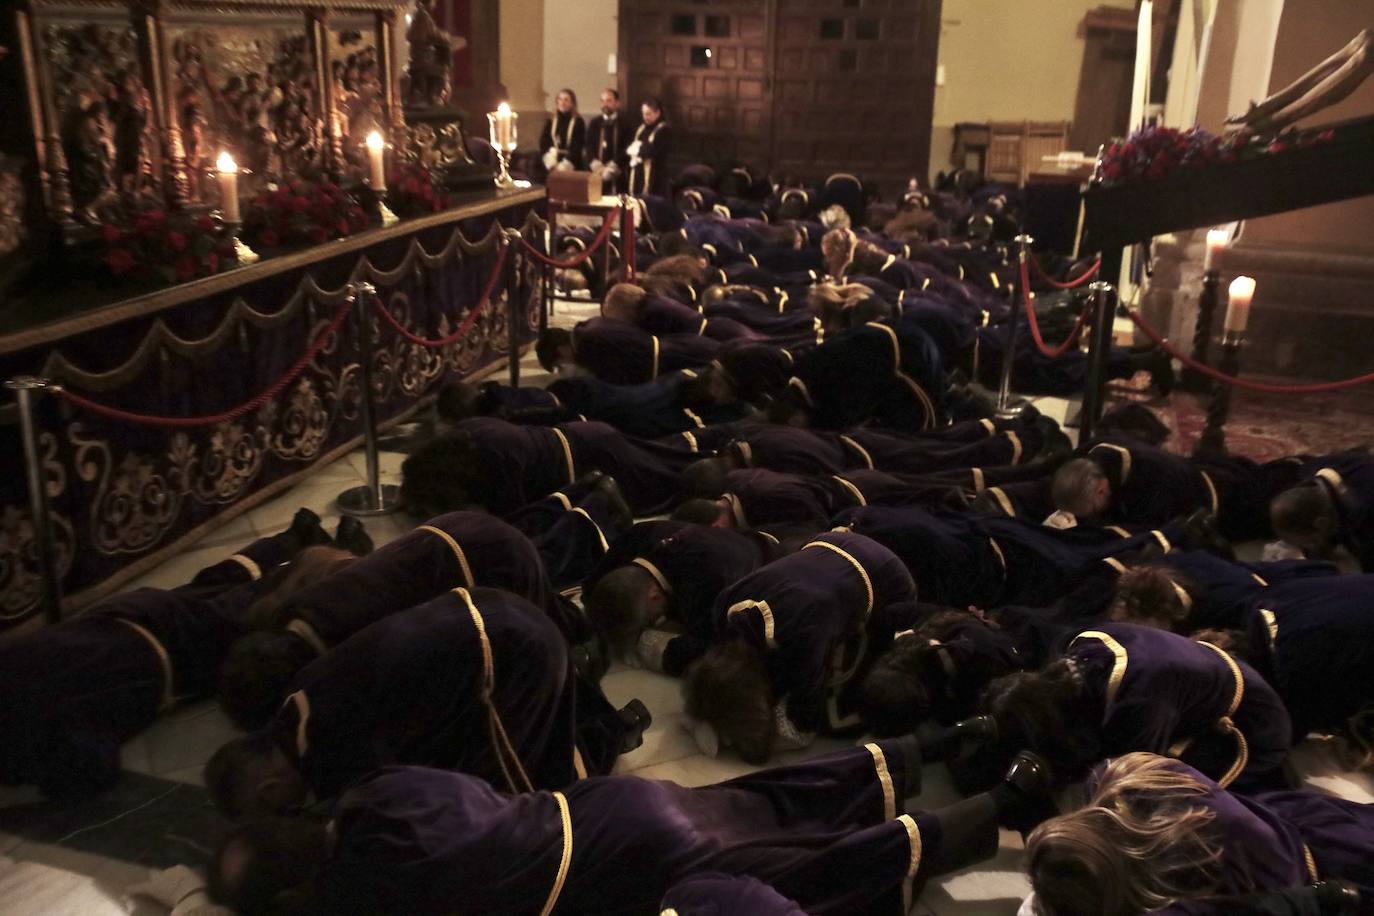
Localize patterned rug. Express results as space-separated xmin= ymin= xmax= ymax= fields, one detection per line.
xmin=1108 ymin=374 xmax=1374 ymax=461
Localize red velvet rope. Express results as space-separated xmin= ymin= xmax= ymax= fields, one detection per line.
xmin=370 ymin=240 xmax=510 ymax=348
xmin=519 ymin=207 xmax=621 ymax=269
xmin=1018 ymin=259 xmax=1092 ymax=359
xmin=54 ymin=296 xmax=355 ymax=427
xmin=1030 ymin=255 xmax=1101 ymax=289
xmin=1123 ymin=308 xmax=1374 ymax=393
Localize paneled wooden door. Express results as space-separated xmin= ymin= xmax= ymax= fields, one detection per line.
xmin=618 ymin=1 xmax=778 ymax=167
xmin=617 ymin=0 xmax=942 ymax=191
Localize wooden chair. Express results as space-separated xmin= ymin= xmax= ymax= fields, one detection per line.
xmin=987 ymin=121 xmax=1072 ymax=186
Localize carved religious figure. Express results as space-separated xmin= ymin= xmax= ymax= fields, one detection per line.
xmin=405 ymin=0 xmax=464 ymax=108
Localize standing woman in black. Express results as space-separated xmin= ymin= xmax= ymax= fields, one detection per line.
xmin=538 ymin=88 xmax=587 ymax=178
xmin=629 ymin=97 xmax=672 ymax=197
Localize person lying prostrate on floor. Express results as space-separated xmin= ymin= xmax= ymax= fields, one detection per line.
xmin=1113 ymin=567 xmax=1374 ymax=751
xmin=1270 ymin=448 xmax=1374 ymax=571
xmin=217 ymin=504 xmax=621 ymax=728
xmin=607 ymin=282 xmax=765 ymax=343
xmin=982 ymin=622 xmax=1292 ymax=792
xmin=400 ymin=417 xmax=696 ymax=518
xmin=684 ymin=532 xmax=916 ymax=762
xmin=438 ymin=369 xmax=751 ymax=440
xmin=206 ymin=587 xmax=645 ymax=821
xmin=0 ymin=510 xmax=337 ymax=798
xmin=1025 ymin=753 xmax=1374 ymax=916
xmin=1050 ymin=438 xmax=1307 ymax=540
xmin=536 ymin=319 xmax=724 ymax=385
xmin=209 ymin=742 xmax=1055 ymax=916
xmin=973 ymin=314 xmax=1176 ymax=398
xmin=1109 ymin=549 xmax=1340 ymax=633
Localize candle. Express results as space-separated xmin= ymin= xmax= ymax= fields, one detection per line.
xmin=366 ymin=131 xmax=386 ymax=191
xmin=1204 ymin=228 xmax=1228 ymax=272
xmin=494 ymin=102 xmax=513 ymax=149
xmin=216 ymin=151 xmax=240 ymax=223
xmin=1225 ymin=276 xmax=1255 ymax=335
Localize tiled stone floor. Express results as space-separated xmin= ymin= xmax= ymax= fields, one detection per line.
xmin=3 ymin=300 xmax=1371 ymax=915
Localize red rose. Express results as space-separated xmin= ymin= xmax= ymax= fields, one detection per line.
xmin=105 ymin=248 xmax=136 ymax=275
xmin=292 ymin=195 xmax=311 ymax=212
xmin=1318 ymin=129 xmax=1336 ymax=142
xmin=404 ymin=177 xmax=421 ymax=194
xmin=337 ymin=219 xmax=352 ymax=235
xmin=290 ymin=180 xmax=306 ymax=194
xmin=206 ymin=252 xmax=220 ymax=274
xmin=349 ymin=206 xmax=366 ymax=221
xmin=196 ymin=216 xmax=217 ymax=232
xmin=261 ymin=229 xmax=280 ymax=246
xmin=175 ymin=255 xmax=196 ymax=281
xmin=275 ymin=188 xmax=294 ymax=205
xmin=102 ymin=224 xmax=123 ymax=245
xmin=310 ymin=226 xmax=329 ymax=244
xmin=1267 ymin=141 xmax=1287 ymax=154
xmin=167 ymin=231 xmax=188 ymax=252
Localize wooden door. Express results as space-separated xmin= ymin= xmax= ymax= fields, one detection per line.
xmin=1069 ymin=6 xmax=1137 ymax=156
xmin=618 ymin=0 xmax=776 ymax=168
xmin=770 ymin=0 xmax=941 ymax=188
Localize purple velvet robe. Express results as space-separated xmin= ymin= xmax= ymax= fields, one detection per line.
xmin=660 ymin=874 xmax=807 ymax=915
xmin=315 ymin=737 xmax=937 ymax=915
xmin=1296 ymin=449 xmax=1374 ymax=570
xmin=572 ymin=317 xmax=723 ymax=385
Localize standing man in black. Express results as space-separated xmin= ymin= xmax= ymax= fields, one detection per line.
xmin=629 ymin=97 xmax=672 ymax=198
xmin=586 ymin=88 xmax=630 ymax=195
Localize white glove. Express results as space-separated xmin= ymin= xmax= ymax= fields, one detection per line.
xmin=626 ymin=140 xmax=642 ymax=158
xmin=553 ymin=158 xmax=574 ymax=173
xmin=603 ymin=163 xmax=620 ymax=178
xmin=635 ymin=628 xmax=675 ymax=674
xmin=683 ymin=716 xmax=720 ymax=757
xmin=542 ymin=148 xmax=560 ymax=171
xmin=128 ymin=865 xmax=234 ymax=916
xmin=1043 ymin=510 xmax=1078 ymax=529
xmin=773 ymin=700 xmax=816 ymax=751
xmin=1263 ymin=540 xmax=1305 ymax=561
xmin=589 ymin=159 xmax=605 ymax=174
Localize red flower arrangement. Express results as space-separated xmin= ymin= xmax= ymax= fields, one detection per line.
xmin=241 ymin=179 xmax=370 ymax=250
xmin=1096 ymin=123 xmax=1339 ymax=187
xmin=385 ymin=161 xmax=449 ymax=217
xmin=100 ymin=209 xmax=237 ymax=285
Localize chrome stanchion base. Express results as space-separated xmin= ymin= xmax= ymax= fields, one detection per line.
xmin=995 ymin=397 xmax=1029 ymax=420
xmin=338 ymin=483 xmax=403 ymax=516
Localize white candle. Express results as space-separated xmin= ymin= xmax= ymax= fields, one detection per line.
xmin=495 ymin=102 xmax=513 ymax=149
xmin=1204 ymin=228 xmax=1228 ymax=272
xmin=216 ymin=152 xmax=240 ymax=223
xmin=366 ymin=131 xmax=386 ymax=191
xmin=1225 ymin=276 xmax=1256 ymax=335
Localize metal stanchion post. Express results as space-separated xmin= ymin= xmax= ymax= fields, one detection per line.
xmin=1181 ymin=269 xmax=1221 ymax=392
xmin=6 ymin=377 xmax=64 ymax=623
xmin=338 ymin=282 xmax=402 ymax=516
xmin=505 ymin=229 xmax=522 ymax=387
xmin=995 ymin=233 xmax=1034 ymax=418
xmin=1194 ymin=331 xmax=1243 ymax=457
xmin=1078 ymin=281 xmax=1117 ymax=444
xmin=539 ymin=219 xmax=551 ymax=334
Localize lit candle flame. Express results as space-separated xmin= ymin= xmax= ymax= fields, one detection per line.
xmin=366 ymin=131 xmax=384 ymax=150
xmin=498 ymin=101 xmax=511 ymax=116
xmin=216 ymin=151 xmax=237 ymax=173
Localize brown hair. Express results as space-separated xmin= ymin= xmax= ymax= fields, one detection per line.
xmin=601 ymin=283 xmax=648 ymax=322
xmin=1027 ymin=753 xmax=1227 ymax=915
xmin=1110 ymin=566 xmax=1191 ymax=632
xmin=645 ymin=253 xmax=708 ymax=284
xmin=243 ymin=545 xmax=356 ymax=631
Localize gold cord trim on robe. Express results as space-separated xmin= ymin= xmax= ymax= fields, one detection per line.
xmin=682 ymin=408 xmax=705 ymax=429
xmin=1315 ymin=467 xmax=1345 ymax=491
xmin=988 ymin=537 xmax=1007 ymax=574
xmin=1196 ymin=640 xmax=1249 ymax=789
xmin=728 ymin=598 xmax=776 ymax=647
xmin=1260 ymin=609 xmax=1279 ymax=647
xmin=895 ymin=371 xmax=937 ymax=429
xmin=418 ymin=525 xmax=476 ymax=589
xmin=697 ymin=317 xmax=709 ymax=336
xmin=632 ymin=557 xmax=672 ymax=593
xmin=546 ymin=389 xmax=563 ymax=407
xmin=227 ymin=554 xmax=263 ymax=580
xmin=113 ymin=618 xmax=176 ymax=711
xmin=539 ymin=791 xmax=574 ymax=916
xmin=881 ymin=254 xmax=897 ymax=274
xmin=1170 ymin=580 xmax=1194 ymax=612
xmin=455 ymin=587 xmax=535 ymax=793
xmin=570 ymin=508 xmax=610 ymax=553
xmin=1106 ymin=525 xmax=1131 ymax=538
xmin=832 ymin=475 xmax=868 ymax=508
xmin=572 ymin=746 xmax=587 ymax=780
xmin=776 ymin=289 xmax=789 ymax=313
xmin=1199 ymin=470 xmax=1220 ymax=514
xmin=898 ymin=813 xmax=924 ymax=913
xmin=865 ymin=742 xmax=897 ymax=821
xmin=681 ymin=430 xmax=699 ymax=452
xmin=1303 ymin=844 xmax=1319 ymax=882
xmin=979 ymin=419 xmax=996 ymax=436
xmin=840 ymin=435 xmax=875 ymax=469
xmin=987 ymin=487 xmax=1015 ymax=516
xmin=971 ymin=467 xmax=986 ymax=492
xmin=1102 ymin=557 xmax=1127 ymax=573
xmin=1151 ymin=530 xmax=1173 ymax=553
xmin=1072 ymin=630 xmax=1128 ymax=708
xmin=551 ymin=492 xmax=573 ymax=511
xmin=286 ymin=689 xmax=311 ymax=758
xmin=1090 ymin=443 xmax=1133 ymax=484
xmin=550 ymin=428 xmax=577 ymax=484
xmin=650 ymin=334 xmax=661 ymax=379
xmin=724 ymin=492 xmax=748 ymax=529
xmin=286 ymin=619 xmax=329 ymax=656
xmin=1006 ymin=431 xmax=1023 ymax=465
xmin=803 ymin=539 xmax=875 ymax=618
xmin=757 ymin=531 xmax=780 ymax=545
xmin=1251 ymin=572 xmax=1269 ymax=587
xmin=735 ymin=441 xmax=754 ymax=467
xmin=990 ymin=272 xmax=1000 ymax=289
xmin=922 ymin=277 xmax=932 ymax=291
xmin=788 ymin=376 xmax=814 ymax=405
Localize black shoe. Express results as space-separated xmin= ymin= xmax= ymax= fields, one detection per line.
xmin=1035 ymin=416 xmax=1073 ymax=463
xmin=1148 ymin=348 xmax=1175 ymax=397
xmin=572 ymin=632 xmax=611 ymax=684
xmin=283 ymin=507 xmax=333 ymax=555
xmin=1312 ymin=880 xmax=1362 ymax=913
xmin=996 ymin=750 xmax=1058 ymax=834
xmin=1180 ymin=508 xmax=1234 ymax=561
xmin=593 ymin=474 xmax=635 ymax=530
xmin=617 ymin=698 xmax=652 ymax=753
xmin=334 ymin=516 xmax=374 ymax=556
xmin=916 ymin=715 xmax=998 ymax=762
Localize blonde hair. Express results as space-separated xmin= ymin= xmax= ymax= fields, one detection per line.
xmin=602 ymin=283 xmax=647 ymax=321
xmin=808 ymin=281 xmax=876 ymax=329
xmin=1027 ymin=753 xmax=1229 ymax=915
xmin=645 ymin=253 xmax=707 ymax=284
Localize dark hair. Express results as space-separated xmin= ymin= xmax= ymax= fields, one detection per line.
xmin=242 ymin=545 xmax=357 ymax=632
xmin=435 ymin=381 xmax=485 ymax=422
xmin=399 ymin=432 xmax=481 ymax=517
xmin=671 ymin=498 xmax=726 ymax=526
xmin=584 ymin=565 xmax=657 ymax=655
xmin=219 ymin=633 xmax=316 ymax=730
xmin=860 ymin=640 xmax=935 ymax=737
xmin=1189 ymin=627 xmax=1255 ymax=666
xmin=642 ymin=97 xmax=664 ymax=115
xmin=535 ymin=327 xmax=573 ymax=372
xmin=1096 ymin=402 xmax=1171 ymax=446
xmin=683 ymin=639 xmax=775 ymax=763
xmin=765 ymin=396 xmax=810 ymax=427
xmin=209 ymin=817 xmax=330 ymax=915
xmin=1111 ymin=566 xmax=1194 ymax=632
xmin=1269 ymin=485 xmax=1332 ymax=544
xmin=680 ymin=366 xmax=737 ymax=407
xmin=205 ymin=732 xmax=281 ymax=819
xmin=683 ymin=457 xmax=730 ymax=498
xmin=602 ymin=87 xmax=620 ymax=101
xmin=557 ymin=87 xmax=578 ymax=110
xmin=982 ymin=660 xmax=1100 ymax=783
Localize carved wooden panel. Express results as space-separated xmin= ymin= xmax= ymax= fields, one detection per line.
xmin=618 ymin=0 xmax=940 ymax=191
